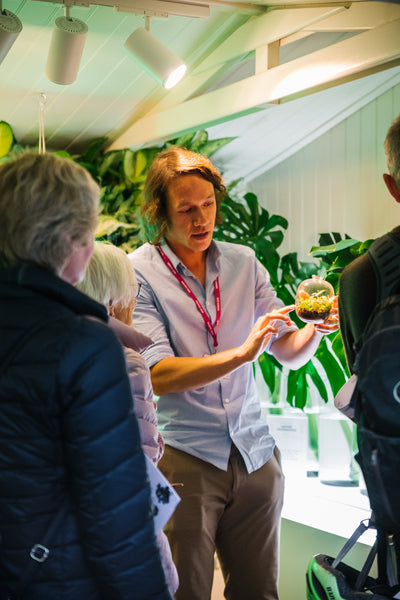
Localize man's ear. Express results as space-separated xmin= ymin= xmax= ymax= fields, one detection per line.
xmin=383 ymin=173 xmax=400 ymax=203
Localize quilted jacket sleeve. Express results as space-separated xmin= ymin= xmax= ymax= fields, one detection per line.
xmin=58 ymin=317 xmax=173 ymax=600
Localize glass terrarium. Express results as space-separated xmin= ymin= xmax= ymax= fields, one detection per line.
xmin=295 ymin=275 xmax=334 ymax=324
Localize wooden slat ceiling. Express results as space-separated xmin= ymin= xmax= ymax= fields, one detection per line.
xmin=0 ymin=0 xmax=399 ymax=179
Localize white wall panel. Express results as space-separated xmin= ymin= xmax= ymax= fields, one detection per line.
xmin=248 ymin=83 xmax=400 ymax=262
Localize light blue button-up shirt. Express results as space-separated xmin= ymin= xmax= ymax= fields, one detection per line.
xmin=129 ymin=241 xmax=297 ymax=473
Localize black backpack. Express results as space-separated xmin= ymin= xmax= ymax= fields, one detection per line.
xmin=350 ymin=233 xmax=400 ymax=535
xmin=346 ymin=233 xmax=400 ymax=592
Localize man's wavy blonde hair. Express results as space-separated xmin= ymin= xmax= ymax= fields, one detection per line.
xmin=141 ymin=146 xmax=226 ymax=245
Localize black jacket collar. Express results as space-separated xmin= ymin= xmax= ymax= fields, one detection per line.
xmin=0 ymin=264 xmax=108 ymax=322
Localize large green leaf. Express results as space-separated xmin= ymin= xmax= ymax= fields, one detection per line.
xmin=309 ymin=238 xmax=361 ymax=257
xmin=200 ymin=138 xmax=237 ymax=157
xmin=314 ymin=337 xmax=347 ymax=397
xmin=306 ymin=360 xmax=329 ymax=403
xmin=263 ymin=213 xmax=288 ymax=232
xmin=244 ymin=193 xmax=260 ymax=232
xmin=98 ymin=151 xmax=119 ymax=178
xmin=78 ymin=136 xmax=107 ymax=164
xmin=173 ymin=132 xmax=197 ymax=148
xmin=95 ymin=215 xmax=138 ymax=237
xmin=258 ymin=352 xmax=282 ymax=396
xmin=215 ymin=194 xmax=287 ymax=286
xmin=287 ymin=368 xmax=308 ymax=409
xmin=284 ymin=358 xmax=331 ymax=410
xmin=189 ymin=129 xmax=209 ymax=152
xmin=331 ymin=332 xmax=350 ymax=374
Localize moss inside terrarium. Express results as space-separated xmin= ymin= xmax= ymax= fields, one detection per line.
xmin=296 ymin=294 xmax=332 ymax=323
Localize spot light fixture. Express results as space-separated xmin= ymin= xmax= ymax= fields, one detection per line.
xmin=0 ymin=0 xmax=22 ymax=66
xmin=45 ymin=5 xmax=88 ymax=85
xmin=124 ymin=17 xmax=186 ymax=90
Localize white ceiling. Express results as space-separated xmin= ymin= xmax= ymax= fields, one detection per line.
xmin=1 ymin=0 xmax=400 ymax=181
xmin=208 ymin=64 xmax=400 ymax=184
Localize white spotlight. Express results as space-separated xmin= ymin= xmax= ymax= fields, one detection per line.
xmin=124 ymin=26 xmax=186 ymax=89
xmin=0 ymin=7 xmax=22 ymax=66
xmin=45 ymin=14 xmax=88 ymax=85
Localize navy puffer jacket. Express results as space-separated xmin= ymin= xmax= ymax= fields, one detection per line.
xmin=0 ymin=265 xmax=173 ymax=600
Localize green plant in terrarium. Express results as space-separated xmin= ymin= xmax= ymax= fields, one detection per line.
xmin=297 ymin=294 xmax=332 ymax=322
xmin=295 ymin=275 xmax=334 ymax=324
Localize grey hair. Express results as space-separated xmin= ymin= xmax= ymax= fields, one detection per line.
xmin=384 ymin=114 xmax=400 ymax=190
xmin=0 ymin=151 xmax=99 ymax=273
xmin=77 ymin=241 xmax=138 ymax=310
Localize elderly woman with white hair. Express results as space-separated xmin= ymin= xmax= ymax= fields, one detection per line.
xmin=78 ymin=241 xmax=179 ymax=596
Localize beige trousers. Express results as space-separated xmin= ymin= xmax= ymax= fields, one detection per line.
xmin=159 ymin=443 xmax=285 ymax=600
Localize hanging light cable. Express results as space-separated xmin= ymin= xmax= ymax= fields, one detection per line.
xmin=38 ymin=92 xmax=47 ymax=155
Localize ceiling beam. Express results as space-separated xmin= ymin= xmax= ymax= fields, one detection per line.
xmin=164 ymin=0 xmax=268 ymax=13
xmin=191 ymin=5 xmax=344 ymax=73
xmin=138 ymin=5 xmax=345 ymax=117
xmin=298 ymin=1 xmax=400 ymax=31
xmin=109 ymin=17 xmax=400 ymax=150
xmin=118 ymin=2 xmax=400 ymax=123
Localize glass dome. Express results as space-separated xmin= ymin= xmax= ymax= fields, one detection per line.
xmin=295 ymin=275 xmax=334 ymax=324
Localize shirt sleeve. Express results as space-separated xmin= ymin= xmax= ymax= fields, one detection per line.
xmin=132 ymin=277 xmax=176 ymax=368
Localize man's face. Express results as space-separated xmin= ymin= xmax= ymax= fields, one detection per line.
xmin=165 ymin=174 xmax=217 ymax=256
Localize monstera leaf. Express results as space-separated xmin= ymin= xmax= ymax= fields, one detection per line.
xmin=215 ymin=192 xmax=364 ymax=412
xmin=215 ymin=193 xmax=288 ymax=287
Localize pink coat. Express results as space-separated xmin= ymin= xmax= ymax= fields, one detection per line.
xmin=123 ymin=335 xmax=178 ymax=596
xmin=125 ymin=347 xmax=164 ymax=465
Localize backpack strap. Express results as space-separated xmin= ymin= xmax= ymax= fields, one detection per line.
xmin=331 ymin=515 xmax=400 ymax=593
xmin=331 ymin=517 xmax=380 ymax=592
xmin=367 ymin=233 xmax=400 ymax=302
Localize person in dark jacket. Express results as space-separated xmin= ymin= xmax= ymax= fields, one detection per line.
xmin=338 ymin=114 xmax=400 ymax=581
xmin=339 ymin=114 xmax=400 ymax=370
xmin=0 ymin=151 xmax=174 ymax=600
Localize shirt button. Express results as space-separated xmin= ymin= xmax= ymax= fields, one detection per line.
xmin=225 ymin=398 xmax=230 ymax=403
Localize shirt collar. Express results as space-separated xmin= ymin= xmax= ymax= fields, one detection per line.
xmin=159 ymin=240 xmax=221 ymax=277
xmin=159 ymin=242 xmax=182 ymax=271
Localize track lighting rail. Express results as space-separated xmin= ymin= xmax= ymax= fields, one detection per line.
xmin=32 ymin=0 xmax=212 ymax=19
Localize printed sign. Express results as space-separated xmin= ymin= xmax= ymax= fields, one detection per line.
xmin=145 ymin=455 xmax=181 ymax=533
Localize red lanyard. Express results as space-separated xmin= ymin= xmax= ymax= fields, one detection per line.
xmin=156 ymin=246 xmax=221 ymax=348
